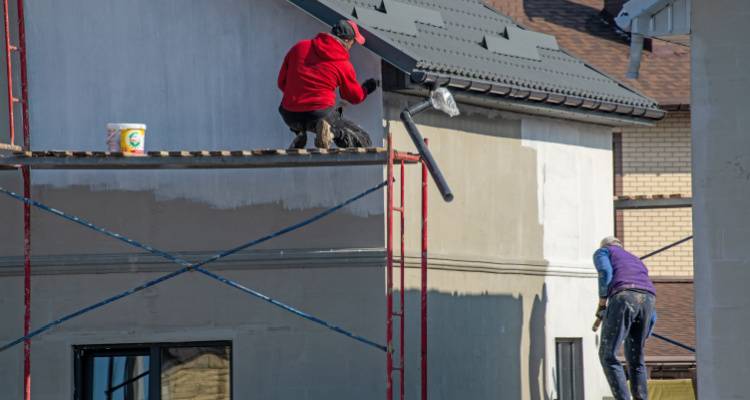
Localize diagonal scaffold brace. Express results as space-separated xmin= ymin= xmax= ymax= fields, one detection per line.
xmin=0 ymin=181 xmax=389 ymax=353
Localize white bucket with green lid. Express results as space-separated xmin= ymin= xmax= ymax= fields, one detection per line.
xmin=107 ymin=123 xmax=147 ymax=154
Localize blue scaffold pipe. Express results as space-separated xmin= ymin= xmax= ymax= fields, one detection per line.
xmin=0 ymin=266 xmax=192 ymax=353
xmin=194 ymin=266 xmax=387 ymax=352
xmin=186 ymin=180 xmax=388 ymax=270
xmin=0 ymin=186 xmax=195 ymax=268
xmin=0 ymin=181 xmax=388 ymax=353
xmin=652 ymin=333 xmax=696 ymax=353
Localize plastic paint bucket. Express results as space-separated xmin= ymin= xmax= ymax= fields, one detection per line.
xmin=107 ymin=123 xmax=147 ymax=154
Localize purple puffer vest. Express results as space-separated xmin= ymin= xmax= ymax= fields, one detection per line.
xmin=607 ymin=245 xmax=656 ymax=297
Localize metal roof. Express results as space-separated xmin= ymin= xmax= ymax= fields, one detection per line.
xmin=287 ymin=0 xmax=663 ymax=120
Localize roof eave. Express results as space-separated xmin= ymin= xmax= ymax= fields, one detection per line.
xmin=285 ymin=0 xmax=419 ymax=73
xmin=393 ymin=86 xmax=661 ymax=127
xmin=404 ymin=73 xmax=664 ymax=126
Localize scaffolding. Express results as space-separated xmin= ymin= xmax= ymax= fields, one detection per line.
xmin=0 ymin=3 xmax=436 ymax=400
xmin=0 ymin=3 xmax=698 ymax=399
xmin=0 ymin=141 xmax=427 ymax=399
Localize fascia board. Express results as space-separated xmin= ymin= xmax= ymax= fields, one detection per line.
xmin=285 ymin=0 xmax=420 ymax=73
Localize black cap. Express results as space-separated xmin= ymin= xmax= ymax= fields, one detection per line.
xmin=331 ymin=19 xmax=354 ymax=40
xmin=331 ymin=19 xmax=365 ymax=45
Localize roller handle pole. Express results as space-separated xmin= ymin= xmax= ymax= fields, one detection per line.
xmin=400 ymin=101 xmax=453 ymax=202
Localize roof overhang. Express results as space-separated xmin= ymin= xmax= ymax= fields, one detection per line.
xmin=286 ymin=0 xmax=664 ymax=125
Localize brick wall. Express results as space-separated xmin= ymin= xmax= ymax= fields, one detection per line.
xmin=619 ymin=111 xmax=692 ymax=197
xmin=617 ymin=111 xmax=693 ymax=276
xmin=622 ymin=207 xmax=693 ymax=276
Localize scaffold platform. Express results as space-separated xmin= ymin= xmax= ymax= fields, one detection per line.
xmin=0 ymin=147 xmax=421 ymax=170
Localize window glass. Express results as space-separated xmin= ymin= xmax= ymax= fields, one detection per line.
xmin=76 ymin=342 xmax=230 ymax=400
xmin=90 ymin=355 xmax=150 ymax=400
xmin=160 ymin=346 xmax=231 ymax=400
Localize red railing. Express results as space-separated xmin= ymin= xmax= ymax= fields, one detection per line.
xmin=387 ymin=133 xmax=429 ymax=400
xmin=2 ymin=2 xmax=31 ymax=400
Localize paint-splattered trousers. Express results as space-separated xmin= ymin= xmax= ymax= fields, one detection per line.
xmin=599 ymin=289 xmax=655 ymax=400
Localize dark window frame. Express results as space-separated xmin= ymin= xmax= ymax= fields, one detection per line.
xmin=555 ymin=337 xmax=585 ymax=400
xmin=74 ymin=341 xmax=232 ymax=400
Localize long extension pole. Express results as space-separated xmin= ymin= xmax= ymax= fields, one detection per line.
xmin=420 ymin=139 xmax=429 ymax=400
xmin=386 ymin=131 xmax=394 ymax=400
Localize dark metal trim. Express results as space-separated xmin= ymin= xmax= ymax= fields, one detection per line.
xmin=405 ymin=71 xmax=665 ymax=121
xmin=615 ymin=197 xmax=693 ymax=209
xmin=285 ymin=0 xmax=417 ymax=73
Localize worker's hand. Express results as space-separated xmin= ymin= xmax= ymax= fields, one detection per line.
xmin=595 ymin=304 xmax=606 ymax=321
xmin=592 ymin=303 xmax=607 ymax=332
xmin=362 ymin=78 xmax=380 ymax=95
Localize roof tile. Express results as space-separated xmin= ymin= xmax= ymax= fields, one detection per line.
xmin=486 ymin=0 xmax=690 ymax=106
xmin=317 ymin=0 xmax=660 ymax=110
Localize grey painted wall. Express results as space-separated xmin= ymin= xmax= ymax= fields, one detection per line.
xmin=20 ymin=0 xmax=384 ymax=214
xmin=0 ymin=266 xmax=386 ymax=399
xmin=692 ymin=1 xmax=750 ymax=397
xmin=0 ymin=0 xmax=388 ymax=255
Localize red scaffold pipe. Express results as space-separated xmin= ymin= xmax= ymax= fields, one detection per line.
xmin=2 ymin=0 xmax=15 ymax=145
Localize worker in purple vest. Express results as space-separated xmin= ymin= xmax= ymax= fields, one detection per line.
xmin=593 ymin=236 xmax=656 ymax=400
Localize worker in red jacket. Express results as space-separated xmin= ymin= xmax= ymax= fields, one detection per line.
xmin=278 ymin=19 xmax=379 ymax=149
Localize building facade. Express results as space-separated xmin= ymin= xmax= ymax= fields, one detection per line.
xmin=0 ymin=0 xmax=660 ymax=399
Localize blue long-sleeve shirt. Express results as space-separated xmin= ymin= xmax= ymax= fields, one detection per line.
xmin=593 ymin=247 xmax=613 ymax=298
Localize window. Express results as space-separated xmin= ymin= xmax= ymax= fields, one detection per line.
xmin=74 ymin=342 xmax=231 ymax=400
xmin=555 ymin=338 xmax=584 ymax=400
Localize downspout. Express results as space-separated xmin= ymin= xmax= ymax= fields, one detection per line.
xmin=627 ymin=31 xmax=645 ymax=79
xmin=399 ymin=101 xmax=453 ymax=202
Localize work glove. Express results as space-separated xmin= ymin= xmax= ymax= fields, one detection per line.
xmin=362 ymin=78 xmax=380 ymax=95
xmin=592 ymin=304 xmax=606 ymax=332
xmin=595 ymin=304 xmax=607 ymax=321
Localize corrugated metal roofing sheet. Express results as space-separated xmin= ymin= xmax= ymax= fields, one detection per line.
xmin=289 ymin=0 xmax=661 ymax=114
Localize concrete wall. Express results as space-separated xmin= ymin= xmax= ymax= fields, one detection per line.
xmin=0 ymin=0 xmax=389 ymax=398
xmin=692 ymin=1 xmax=750 ymax=397
xmin=0 ymin=266 xmax=386 ymax=399
xmin=386 ymin=95 xmax=613 ymax=399
xmin=0 ymin=0 xmax=388 ymax=258
xmin=19 ymin=0 xmax=384 ymax=215
xmin=520 ymin=116 xmax=615 ymax=400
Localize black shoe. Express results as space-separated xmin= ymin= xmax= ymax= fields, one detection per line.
xmin=288 ymin=132 xmax=307 ymax=149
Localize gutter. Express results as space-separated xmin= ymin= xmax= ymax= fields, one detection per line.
xmin=394 ymin=74 xmax=662 ymax=127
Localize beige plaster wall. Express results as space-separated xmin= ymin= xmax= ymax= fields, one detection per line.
xmin=385 ymin=94 xmax=613 ymax=399
xmin=385 ymin=95 xmax=545 ymax=266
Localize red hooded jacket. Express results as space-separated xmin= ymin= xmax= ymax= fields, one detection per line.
xmin=278 ymin=33 xmax=367 ymax=112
